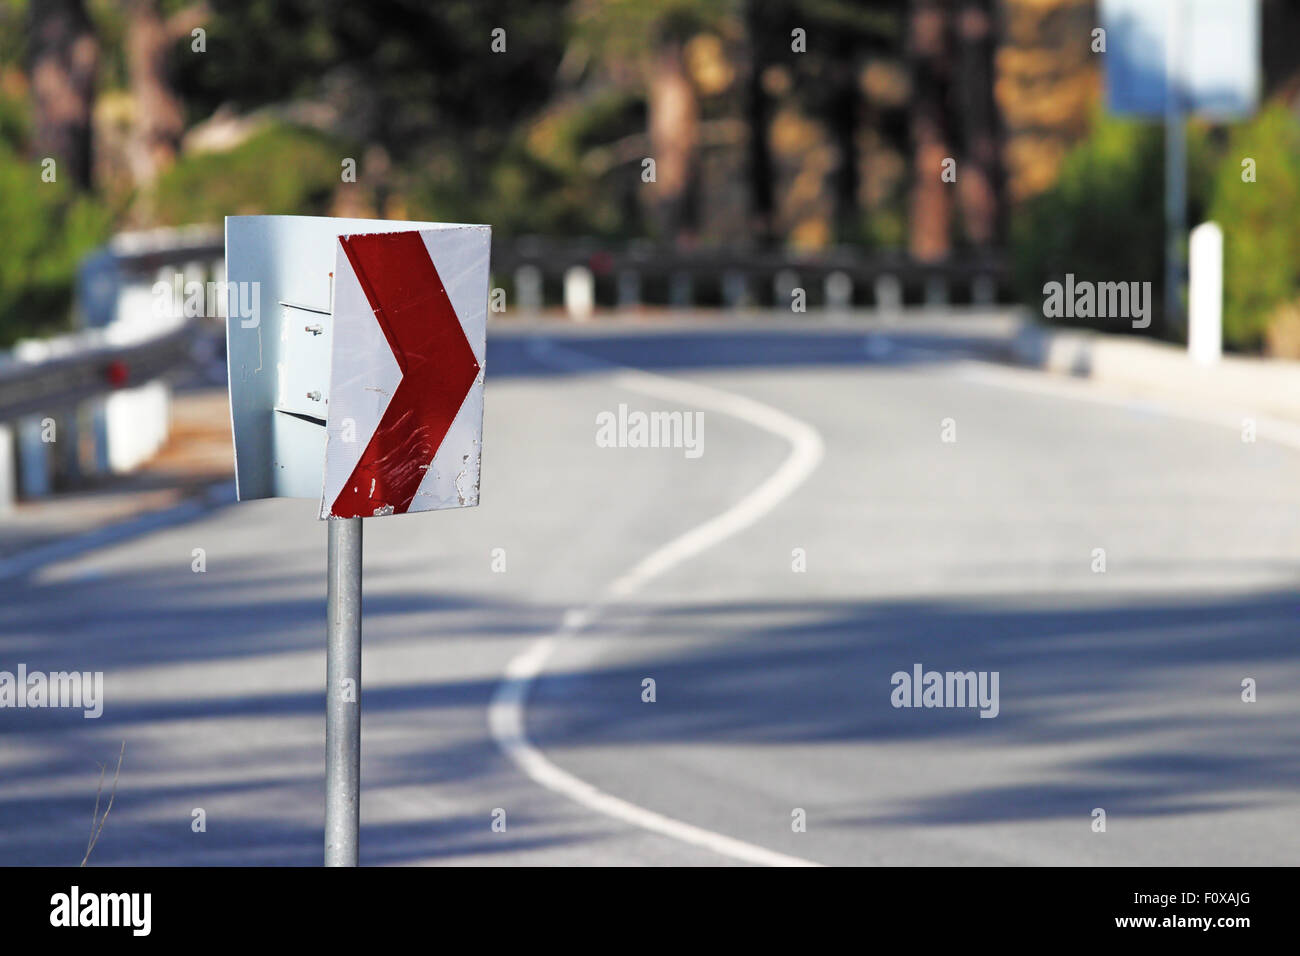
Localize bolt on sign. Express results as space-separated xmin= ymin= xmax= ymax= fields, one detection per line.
xmin=225 ymin=216 xmax=489 ymax=518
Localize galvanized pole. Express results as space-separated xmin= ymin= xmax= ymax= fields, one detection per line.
xmin=1163 ymin=0 xmax=1186 ymax=337
xmin=325 ymin=517 xmax=362 ymax=866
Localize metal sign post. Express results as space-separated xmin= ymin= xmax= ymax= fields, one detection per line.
xmin=1100 ymin=0 xmax=1260 ymax=336
xmin=225 ymin=216 xmax=489 ymax=867
xmin=324 ymin=517 xmax=363 ymax=866
xmin=1163 ymin=1 xmax=1186 ymax=336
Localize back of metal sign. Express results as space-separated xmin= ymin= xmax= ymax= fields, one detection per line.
xmin=224 ymin=215 xmax=485 ymax=502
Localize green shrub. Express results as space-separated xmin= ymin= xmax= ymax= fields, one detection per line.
xmin=151 ymin=124 xmax=348 ymax=225
xmin=1206 ymin=105 xmax=1300 ymax=351
xmin=0 ymin=144 xmax=112 ymax=346
xmin=1011 ymin=112 xmax=1213 ymax=340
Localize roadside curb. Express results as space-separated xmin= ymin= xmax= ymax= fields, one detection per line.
xmin=1011 ymin=319 xmax=1300 ymax=425
xmin=0 ymin=480 xmax=236 ymax=582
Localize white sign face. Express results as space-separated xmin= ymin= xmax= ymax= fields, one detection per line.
xmin=1101 ymin=0 xmax=1260 ymax=119
xmin=225 ymin=216 xmax=489 ymax=518
xmin=320 ymin=227 xmax=488 ymax=519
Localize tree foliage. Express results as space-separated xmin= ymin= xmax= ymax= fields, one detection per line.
xmin=1208 ymin=105 xmax=1300 ymax=350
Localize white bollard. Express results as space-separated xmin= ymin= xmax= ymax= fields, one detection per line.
xmin=564 ymin=265 xmax=595 ymax=321
xmin=1188 ymin=221 xmax=1223 ymax=365
xmin=0 ymin=424 xmax=15 ymax=513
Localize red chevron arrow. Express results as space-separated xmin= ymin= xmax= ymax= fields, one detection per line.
xmin=329 ymin=231 xmax=481 ymax=518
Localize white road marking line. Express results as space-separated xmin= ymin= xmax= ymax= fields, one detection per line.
xmin=489 ymin=339 xmax=825 ymax=867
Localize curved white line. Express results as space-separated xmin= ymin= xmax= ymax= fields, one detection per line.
xmin=488 ymin=340 xmax=825 ymax=867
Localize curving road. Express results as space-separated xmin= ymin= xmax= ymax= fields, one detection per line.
xmin=2 ymin=320 xmax=1298 ymax=866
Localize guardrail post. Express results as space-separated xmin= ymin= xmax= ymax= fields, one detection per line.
xmin=564 ymin=266 xmax=595 ymax=321
xmin=875 ymin=274 xmax=902 ymax=319
xmin=101 ymin=381 xmax=170 ymax=474
xmin=669 ymin=273 xmax=693 ymax=309
xmin=102 ymin=394 xmax=129 ymax=473
xmin=90 ymin=397 xmax=111 ymax=475
xmin=0 ymin=424 xmax=15 ymax=515
xmin=722 ymin=270 xmax=748 ymax=311
xmin=57 ymin=411 xmax=80 ymax=485
xmin=617 ymin=270 xmax=641 ymax=310
xmin=514 ymin=265 xmax=543 ymax=313
xmin=824 ymin=271 xmax=853 ymax=315
xmin=17 ymin=416 xmax=52 ymax=499
xmin=925 ymin=275 xmax=948 ymax=309
xmin=774 ymin=270 xmax=799 ymax=312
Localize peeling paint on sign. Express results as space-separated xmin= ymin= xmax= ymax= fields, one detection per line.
xmin=319 ymin=226 xmax=489 ymax=520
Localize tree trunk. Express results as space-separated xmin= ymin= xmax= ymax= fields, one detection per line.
xmin=830 ymin=33 xmax=860 ymax=245
xmin=744 ymin=1 xmax=774 ymax=244
xmin=125 ymin=0 xmax=185 ymax=187
xmin=955 ymin=0 xmax=1002 ymax=249
xmin=646 ymin=42 xmax=698 ymax=244
xmin=907 ymin=0 xmax=953 ymax=262
xmin=28 ymin=0 xmax=98 ymax=191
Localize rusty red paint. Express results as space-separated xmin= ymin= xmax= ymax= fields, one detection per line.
xmin=329 ymin=231 xmax=480 ymax=518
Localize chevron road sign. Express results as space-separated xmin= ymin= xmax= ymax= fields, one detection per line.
xmin=224 ymin=215 xmax=490 ymax=866
xmin=225 ymin=215 xmax=489 ymax=517
xmin=323 ymin=229 xmax=485 ymax=519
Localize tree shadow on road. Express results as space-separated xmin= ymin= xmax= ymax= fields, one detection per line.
xmin=524 ymin=590 xmax=1300 ymax=826
xmin=2 ymin=557 xmax=1297 ymax=862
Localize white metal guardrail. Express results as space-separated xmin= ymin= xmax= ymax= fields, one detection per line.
xmin=0 ymin=225 xmax=225 ymax=512
xmin=494 ymin=238 xmax=1006 ymax=317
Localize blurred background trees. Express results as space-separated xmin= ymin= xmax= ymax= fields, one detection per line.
xmin=3 ymin=0 xmax=1300 ymax=351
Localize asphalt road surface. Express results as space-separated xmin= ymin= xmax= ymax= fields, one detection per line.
xmin=2 ymin=321 xmax=1297 ymax=866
